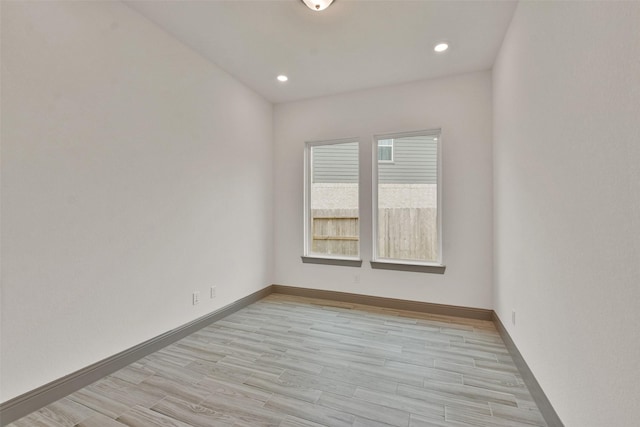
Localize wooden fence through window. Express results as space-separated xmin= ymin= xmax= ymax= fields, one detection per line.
xmin=311 ymin=208 xmax=438 ymax=261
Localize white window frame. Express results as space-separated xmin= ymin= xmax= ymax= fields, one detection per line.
xmin=302 ymin=138 xmax=362 ymax=266
xmin=371 ymin=129 xmax=444 ymax=270
xmin=378 ymin=139 xmax=394 ymax=163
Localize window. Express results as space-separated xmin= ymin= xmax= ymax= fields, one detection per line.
xmin=373 ymin=130 xmax=442 ymax=267
xmin=303 ymin=139 xmax=360 ymax=263
xmin=378 ymin=139 xmax=394 ymax=162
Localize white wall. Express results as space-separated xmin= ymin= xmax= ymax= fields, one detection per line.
xmin=493 ymin=2 xmax=640 ymax=426
xmin=274 ymin=72 xmax=493 ymax=309
xmin=0 ymin=1 xmax=273 ymax=402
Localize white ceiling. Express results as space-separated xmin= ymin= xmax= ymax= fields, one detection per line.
xmin=125 ymin=0 xmax=517 ymax=104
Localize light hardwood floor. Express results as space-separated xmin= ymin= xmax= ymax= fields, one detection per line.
xmin=7 ymin=294 xmax=547 ymax=427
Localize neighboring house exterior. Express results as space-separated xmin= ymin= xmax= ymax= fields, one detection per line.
xmin=312 ymin=135 xmax=437 ymax=185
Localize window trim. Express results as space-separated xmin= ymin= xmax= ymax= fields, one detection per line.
xmin=301 ymin=256 xmax=363 ymax=267
xmin=370 ymin=260 xmax=445 ymax=273
xmin=303 ymin=137 xmax=361 ymax=261
xmin=372 ymin=129 xmax=444 ymax=268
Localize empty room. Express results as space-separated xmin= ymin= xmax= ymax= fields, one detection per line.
xmin=1 ymin=0 xmax=639 ymax=426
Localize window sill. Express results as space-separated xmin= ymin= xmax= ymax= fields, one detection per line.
xmin=370 ymin=260 xmax=446 ymax=274
xmin=301 ymin=256 xmax=363 ymax=267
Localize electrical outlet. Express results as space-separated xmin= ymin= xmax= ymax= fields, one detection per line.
xmin=193 ymin=291 xmax=200 ymax=305
xmin=210 ymin=286 xmax=217 ymax=299
xmin=354 ymin=274 xmax=360 ymax=284
xmin=512 ymin=310 xmax=516 ymax=325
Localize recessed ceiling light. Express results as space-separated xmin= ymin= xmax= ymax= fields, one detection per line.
xmin=434 ymin=43 xmax=449 ymax=53
xmin=277 ymin=75 xmax=288 ymax=82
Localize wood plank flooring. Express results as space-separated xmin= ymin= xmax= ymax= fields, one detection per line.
xmin=7 ymin=294 xmax=547 ymax=427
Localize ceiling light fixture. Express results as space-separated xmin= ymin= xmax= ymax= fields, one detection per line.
xmin=434 ymin=43 xmax=449 ymax=53
xmin=277 ymin=75 xmax=288 ymax=82
xmin=301 ymin=0 xmax=334 ymax=12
